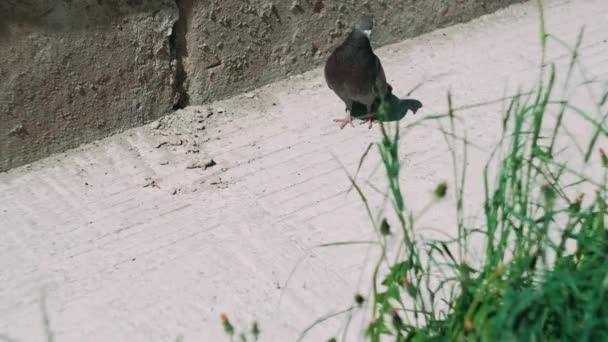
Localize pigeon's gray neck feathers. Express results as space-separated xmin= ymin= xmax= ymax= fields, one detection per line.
xmin=345 ymin=29 xmax=372 ymax=48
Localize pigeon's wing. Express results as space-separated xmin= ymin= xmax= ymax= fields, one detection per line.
xmin=375 ymin=55 xmax=386 ymax=82
xmin=324 ymin=54 xmax=338 ymax=91
xmin=324 ymin=51 xmax=355 ymax=108
xmin=373 ymin=54 xmax=392 ymax=96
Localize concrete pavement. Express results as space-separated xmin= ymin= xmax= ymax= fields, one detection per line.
xmin=1 ymin=0 xmax=607 ymax=341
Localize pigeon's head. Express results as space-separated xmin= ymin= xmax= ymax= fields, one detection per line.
xmin=354 ymin=15 xmax=374 ymax=38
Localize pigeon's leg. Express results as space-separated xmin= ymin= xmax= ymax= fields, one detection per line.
xmin=360 ymin=117 xmax=377 ymax=129
xmin=364 ymin=118 xmax=377 ymax=129
xmin=359 ymin=109 xmax=377 ymax=130
xmin=333 ymin=115 xmax=355 ymax=130
xmin=333 ymin=99 xmax=355 ymax=129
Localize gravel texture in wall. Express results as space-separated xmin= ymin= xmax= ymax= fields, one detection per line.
xmin=0 ymin=0 xmax=178 ymax=171
xmin=0 ymin=0 xmax=525 ymax=172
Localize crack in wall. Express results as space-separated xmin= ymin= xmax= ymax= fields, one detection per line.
xmin=170 ymin=0 xmax=192 ymax=110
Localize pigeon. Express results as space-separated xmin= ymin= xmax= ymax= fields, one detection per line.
xmin=324 ymin=15 xmax=393 ymax=129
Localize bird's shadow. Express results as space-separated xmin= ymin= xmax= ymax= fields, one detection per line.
xmin=351 ymin=94 xmax=423 ymax=123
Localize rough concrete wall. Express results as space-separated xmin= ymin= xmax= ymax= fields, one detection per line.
xmin=0 ymin=0 xmax=525 ymax=172
xmin=0 ymin=0 xmax=178 ymax=172
xmin=181 ymin=0 xmax=526 ymax=104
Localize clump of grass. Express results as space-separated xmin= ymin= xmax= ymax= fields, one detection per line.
xmin=284 ymin=1 xmax=608 ymax=341
xmin=220 ymin=313 xmax=260 ymax=342
xmin=329 ymin=11 xmax=606 ymax=342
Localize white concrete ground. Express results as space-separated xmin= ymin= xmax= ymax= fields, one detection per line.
xmin=1 ymin=0 xmax=607 ymax=341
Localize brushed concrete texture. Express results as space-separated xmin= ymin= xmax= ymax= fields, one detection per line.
xmin=1 ymin=1 xmax=606 ymax=341
xmin=0 ymin=0 xmax=178 ymax=172
xmin=0 ymin=0 xmax=525 ymax=172
xmin=181 ymin=0 xmax=526 ymax=104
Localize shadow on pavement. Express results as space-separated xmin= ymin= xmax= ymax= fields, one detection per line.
xmin=351 ymin=94 xmax=423 ymax=123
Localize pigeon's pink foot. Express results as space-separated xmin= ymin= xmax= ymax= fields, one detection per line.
xmin=363 ymin=118 xmax=377 ymax=129
xmin=333 ymin=115 xmax=355 ymax=129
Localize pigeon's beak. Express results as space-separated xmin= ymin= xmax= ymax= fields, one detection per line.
xmin=363 ymin=29 xmax=372 ymax=38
